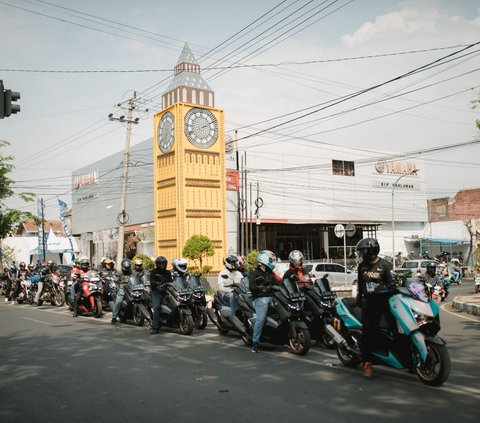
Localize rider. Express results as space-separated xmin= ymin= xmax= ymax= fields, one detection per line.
xmin=419 ymin=262 xmax=447 ymax=300
xmin=171 ymin=258 xmax=188 ymax=278
xmin=282 ymin=250 xmax=313 ymax=288
xmin=111 ymin=258 xmax=132 ymax=324
xmin=34 ymin=260 xmax=57 ymax=306
xmin=149 ymin=256 xmax=172 ymax=334
xmin=100 ymin=258 xmax=116 ymax=277
xmin=72 ymin=258 xmax=91 ymax=316
xmin=249 ymin=250 xmax=280 ymax=353
xmin=132 ymin=257 xmax=146 ymax=279
xmin=11 ymin=262 xmax=31 ymax=304
xmin=355 ymin=238 xmax=396 ymax=380
xmin=217 ymin=255 xmax=242 ymax=315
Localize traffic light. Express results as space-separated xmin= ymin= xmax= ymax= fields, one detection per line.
xmin=0 ymin=81 xmax=4 ymax=119
xmin=4 ymin=89 xmax=20 ymax=117
xmin=0 ymin=80 xmax=21 ymax=119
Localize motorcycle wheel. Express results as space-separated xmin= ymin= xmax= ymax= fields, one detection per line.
xmin=288 ymin=329 xmax=311 ymax=355
xmin=322 ymin=331 xmax=336 ymax=349
xmin=28 ymin=294 xmax=35 ymax=305
xmin=336 ymin=340 xmax=361 ymax=368
xmin=194 ymin=311 xmax=208 ymax=330
xmin=133 ymin=307 xmax=145 ymax=326
xmin=37 ymin=299 xmax=44 ymax=306
xmin=94 ymin=297 xmax=103 ymax=318
xmin=52 ymin=291 xmax=65 ymax=307
xmin=415 ymin=342 xmax=451 ymax=386
xmin=217 ymin=321 xmax=230 ymax=335
xmin=179 ymin=314 xmax=194 ymax=335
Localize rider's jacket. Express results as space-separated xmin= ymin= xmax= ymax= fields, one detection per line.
xmin=282 ymin=266 xmax=313 ymax=287
xmin=150 ymin=268 xmax=172 ymax=292
xmin=249 ymin=266 xmax=278 ymax=299
xmin=217 ymin=268 xmax=243 ymax=294
xmin=357 ymin=257 xmax=395 ymax=300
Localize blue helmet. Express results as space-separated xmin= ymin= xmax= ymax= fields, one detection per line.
xmin=257 ymin=250 xmax=277 ymax=271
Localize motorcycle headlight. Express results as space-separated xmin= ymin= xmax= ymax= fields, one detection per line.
xmin=288 ymin=302 xmax=301 ymax=311
xmin=414 ymin=312 xmax=431 ymax=326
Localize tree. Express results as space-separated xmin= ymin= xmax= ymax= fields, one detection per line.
xmin=182 ymin=234 xmax=214 ymax=274
xmin=0 ymin=141 xmax=37 ymax=269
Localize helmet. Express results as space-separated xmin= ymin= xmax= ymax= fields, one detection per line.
xmin=224 ymin=255 xmax=239 ymax=271
xmin=172 ymin=258 xmax=188 ymax=274
xmin=356 ymin=238 xmax=380 ymax=264
xmin=121 ymin=258 xmax=131 ymax=275
xmin=257 ymin=250 xmax=277 ymax=271
xmin=155 ymin=256 xmax=167 ymax=270
xmin=47 ymin=260 xmax=57 ymax=271
xmin=288 ymin=250 xmax=304 ymax=269
xmin=80 ymin=258 xmax=90 ymax=271
xmin=426 ymin=262 xmax=437 ymax=277
xmin=133 ymin=257 xmax=143 ymax=272
xmin=104 ymin=258 xmax=114 ymax=270
xmin=19 ymin=262 xmax=26 ymax=269
xmin=27 ymin=263 xmax=34 ymax=271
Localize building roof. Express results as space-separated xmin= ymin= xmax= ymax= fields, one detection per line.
xmin=21 ymin=220 xmax=63 ymax=234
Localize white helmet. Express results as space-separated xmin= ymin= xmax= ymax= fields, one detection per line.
xmin=172 ymin=258 xmax=188 ymax=274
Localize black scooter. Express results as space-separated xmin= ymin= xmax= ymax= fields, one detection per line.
xmin=118 ymin=275 xmax=152 ymax=326
xmin=237 ymin=278 xmax=311 ymax=355
xmin=188 ymin=274 xmax=208 ymax=329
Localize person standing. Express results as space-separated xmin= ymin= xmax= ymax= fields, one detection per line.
xmin=355 ymin=238 xmax=396 ymax=379
xmin=249 ymin=250 xmax=280 ymax=353
xmin=149 ymin=256 xmax=172 ymax=334
xmin=110 ymin=259 xmax=132 ymax=324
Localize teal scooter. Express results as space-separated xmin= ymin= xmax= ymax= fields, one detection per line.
xmin=325 ymin=282 xmax=450 ymax=386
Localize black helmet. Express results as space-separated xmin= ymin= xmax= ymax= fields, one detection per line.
xmin=121 ymin=258 xmax=131 ymax=275
xmin=288 ymin=250 xmax=304 ymax=269
xmin=224 ymin=255 xmax=239 ymax=271
xmin=426 ymin=262 xmax=437 ymax=277
xmin=80 ymin=258 xmax=90 ymax=271
xmin=356 ymin=238 xmax=380 ymax=264
xmin=47 ymin=260 xmax=57 ymax=271
xmin=155 ymin=256 xmax=167 ymax=270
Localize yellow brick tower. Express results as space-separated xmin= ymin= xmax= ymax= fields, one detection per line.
xmin=153 ymin=43 xmax=226 ymax=271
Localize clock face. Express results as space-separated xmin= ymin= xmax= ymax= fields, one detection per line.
xmin=184 ymin=108 xmax=218 ymax=148
xmin=157 ymin=112 xmax=175 ymax=153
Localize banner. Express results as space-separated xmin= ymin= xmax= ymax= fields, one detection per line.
xmin=58 ymin=198 xmax=75 ymax=255
xmin=37 ymin=197 xmax=45 ymax=263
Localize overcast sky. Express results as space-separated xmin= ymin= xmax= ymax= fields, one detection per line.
xmin=1 ymin=0 xmax=479 ymax=219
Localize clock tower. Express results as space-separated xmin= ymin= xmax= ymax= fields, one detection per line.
xmin=153 ymin=43 xmax=227 ymax=272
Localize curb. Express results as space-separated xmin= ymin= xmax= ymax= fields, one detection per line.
xmin=452 ymin=299 xmax=480 ymax=316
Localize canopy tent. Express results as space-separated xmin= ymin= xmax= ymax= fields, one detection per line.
xmin=29 ymin=229 xmax=78 ymax=263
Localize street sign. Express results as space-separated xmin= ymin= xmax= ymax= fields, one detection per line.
xmin=334 ymin=224 xmax=345 ymax=238
xmin=345 ymin=223 xmax=356 ymax=237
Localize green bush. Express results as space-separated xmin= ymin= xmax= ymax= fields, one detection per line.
xmin=244 ymin=250 xmax=259 ymax=272
xmin=182 ymin=234 xmax=214 ymax=272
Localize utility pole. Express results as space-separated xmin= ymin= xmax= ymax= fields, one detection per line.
xmin=108 ymin=94 xmax=140 ymax=266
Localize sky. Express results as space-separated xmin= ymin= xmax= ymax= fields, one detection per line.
xmin=1 ymin=0 xmax=480 ymax=220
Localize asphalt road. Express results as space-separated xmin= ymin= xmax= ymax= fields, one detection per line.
xmin=0 ymin=280 xmax=479 ymax=423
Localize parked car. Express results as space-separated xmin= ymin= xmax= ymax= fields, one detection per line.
xmin=310 ymin=262 xmax=357 ymax=287
xmin=400 ymin=259 xmax=437 ymax=277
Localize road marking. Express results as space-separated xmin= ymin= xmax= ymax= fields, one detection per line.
xmin=21 ymin=317 xmax=51 ymax=326
xmin=441 ymin=303 xmax=480 ymax=322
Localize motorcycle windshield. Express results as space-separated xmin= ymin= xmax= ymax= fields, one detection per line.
xmin=128 ymin=275 xmax=144 ymax=287
xmin=239 ymin=276 xmax=249 ymax=293
xmin=142 ymin=274 xmax=151 ymax=286
xmin=281 ymin=279 xmax=303 ymax=301
xmin=172 ymin=275 xmax=190 ymax=292
xmin=406 ymin=281 xmax=429 ymax=303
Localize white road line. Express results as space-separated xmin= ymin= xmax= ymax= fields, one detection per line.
xmin=441 ymin=303 xmax=480 ymax=322
xmin=21 ymin=317 xmax=51 ymax=326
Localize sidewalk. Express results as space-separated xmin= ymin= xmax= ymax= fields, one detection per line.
xmin=452 ymin=294 xmax=480 ymax=317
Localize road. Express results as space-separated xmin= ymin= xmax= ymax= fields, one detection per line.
xmin=0 ymin=280 xmax=478 ymax=423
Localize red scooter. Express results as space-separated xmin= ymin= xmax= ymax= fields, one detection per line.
xmin=74 ymin=270 xmax=103 ymax=318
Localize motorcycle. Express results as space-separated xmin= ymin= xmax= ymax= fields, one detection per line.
xmin=32 ymin=274 xmax=66 ymax=307
xmin=326 ymin=281 xmax=451 ymax=386
xmin=118 ymin=274 xmax=152 ymax=327
xmin=71 ymin=270 xmax=103 ymax=317
xmin=14 ymin=275 xmax=35 ymax=304
xmin=207 ymin=278 xmax=248 ymax=337
xmin=238 ymin=277 xmax=311 ymax=355
xmin=158 ymin=274 xmax=194 ymax=335
xmin=100 ymin=274 xmax=118 ymax=311
xmin=302 ymin=275 xmax=337 ymax=348
xmin=188 ymin=274 xmax=208 ymax=329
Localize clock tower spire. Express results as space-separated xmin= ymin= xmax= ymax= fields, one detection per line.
xmin=162 ymin=42 xmax=215 ymax=109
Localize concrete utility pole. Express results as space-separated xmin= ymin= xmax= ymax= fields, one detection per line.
xmin=108 ymin=94 xmax=140 ymax=266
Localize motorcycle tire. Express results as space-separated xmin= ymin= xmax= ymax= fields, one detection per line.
xmin=28 ymin=294 xmax=35 ymax=305
xmin=336 ymin=340 xmax=361 ymax=368
xmin=322 ymin=331 xmax=336 ymax=349
xmin=133 ymin=307 xmax=145 ymax=326
xmin=415 ymin=342 xmax=451 ymax=386
xmin=94 ymin=297 xmax=103 ymax=318
xmin=37 ymin=299 xmax=44 ymax=306
xmin=52 ymin=291 xmax=65 ymax=307
xmin=217 ymin=321 xmax=230 ymax=335
xmin=194 ymin=311 xmax=208 ymax=330
xmin=288 ymin=329 xmax=311 ymax=355
xmin=179 ymin=314 xmax=194 ymax=335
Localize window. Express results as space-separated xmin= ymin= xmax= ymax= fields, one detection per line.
xmin=332 ymin=160 xmax=355 ymax=176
